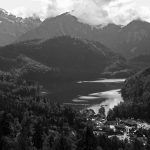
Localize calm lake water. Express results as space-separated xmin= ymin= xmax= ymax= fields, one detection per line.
xmin=47 ymin=78 xmax=125 ymax=112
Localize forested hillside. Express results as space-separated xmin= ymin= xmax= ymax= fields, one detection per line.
xmin=0 ymin=73 xmax=149 ymax=150
xmin=18 ymin=13 xmax=150 ymax=59
xmin=122 ymin=68 xmax=150 ymax=103
xmin=0 ymin=36 xmax=126 ymax=82
xmin=108 ymin=68 xmax=150 ymax=122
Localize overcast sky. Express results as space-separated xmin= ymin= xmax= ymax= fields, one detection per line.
xmin=1 ymin=0 xmax=150 ymax=25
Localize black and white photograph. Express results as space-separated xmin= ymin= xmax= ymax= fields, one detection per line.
xmin=1 ymin=0 xmax=150 ymax=149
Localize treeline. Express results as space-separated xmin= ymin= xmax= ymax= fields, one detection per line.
xmin=107 ymin=101 xmax=150 ymax=122
xmin=108 ymin=68 xmax=150 ymax=121
xmin=107 ymin=67 xmax=150 ymax=123
xmin=0 ymin=73 xmax=149 ymax=150
xmin=121 ymin=68 xmax=150 ymax=103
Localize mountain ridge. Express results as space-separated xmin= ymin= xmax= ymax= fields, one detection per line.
xmin=17 ymin=14 xmax=150 ymax=58
xmin=0 ymin=36 xmax=126 ymax=82
xmin=1 ymin=9 xmax=150 ymax=59
xmin=0 ymin=8 xmax=42 ymax=46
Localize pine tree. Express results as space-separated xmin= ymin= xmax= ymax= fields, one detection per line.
xmin=32 ymin=121 xmax=43 ymax=149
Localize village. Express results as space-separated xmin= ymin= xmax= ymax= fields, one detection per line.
xmin=82 ymin=108 xmax=150 ymax=145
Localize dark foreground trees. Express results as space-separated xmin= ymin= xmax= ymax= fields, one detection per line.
xmin=0 ymin=73 xmax=150 ymax=150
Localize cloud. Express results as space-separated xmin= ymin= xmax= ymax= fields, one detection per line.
xmin=11 ymin=7 xmax=39 ymax=18
xmin=11 ymin=0 xmax=150 ymax=26
xmin=106 ymin=0 xmax=150 ymax=25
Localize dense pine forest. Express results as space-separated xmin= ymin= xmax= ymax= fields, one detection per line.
xmin=108 ymin=68 xmax=150 ymax=122
xmin=0 ymin=71 xmax=150 ymax=150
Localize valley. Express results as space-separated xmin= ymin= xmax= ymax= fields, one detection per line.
xmin=45 ymin=78 xmax=125 ymax=109
xmin=1 ymin=5 xmax=150 ymax=150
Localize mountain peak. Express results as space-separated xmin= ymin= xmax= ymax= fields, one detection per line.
xmin=45 ymin=12 xmax=77 ymax=24
xmin=0 ymin=8 xmax=42 ymax=46
xmin=0 ymin=8 xmax=8 ymax=14
xmin=125 ymin=19 xmax=150 ymax=28
xmin=102 ymin=23 xmax=122 ymax=31
xmin=121 ymin=19 xmax=150 ymax=35
xmin=58 ymin=12 xmax=72 ymax=17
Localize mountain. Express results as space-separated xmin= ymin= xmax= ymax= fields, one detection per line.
xmin=0 ymin=8 xmax=41 ymax=46
xmin=104 ymin=20 xmax=150 ymax=58
xmin=129 ymin=54 xmax=150 ymax=72
xmin=17 ymin=13 xmax=121 ymax=49
xmin=115 ymin=20 xmax=150 ymax=58
xmin=0 ymin=54 xmax=51 ymax=73
xmin=0 ymin=36 xmax=125 ymax=82
xmin=18 ymin=13 xmax=150 ymax=58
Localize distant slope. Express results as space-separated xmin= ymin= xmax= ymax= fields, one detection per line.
xmin=17 ymin=13 xmax=121 ymax=51
xmin=0 ymin=8 xmax=41 ymax=46
xmin=131 ymin=54 xmax=150 ymax=64
xmin=18 ymin=13 xmax=150 ymax=58
xmin=0 ymin=36 xmax=125 ymax=82
xmin=129 ymin=54 xmax=150 ymax=72
xmin=0 ymin=54 xmax=57 ymax=84
xmin=0 ymin=54 xmax=52 ymax=72
xmin=116 ymin=20 xmax=150 ymax=58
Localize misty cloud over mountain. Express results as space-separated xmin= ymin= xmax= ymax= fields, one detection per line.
xmin=12 ymin=0 xmax=150 ymax=26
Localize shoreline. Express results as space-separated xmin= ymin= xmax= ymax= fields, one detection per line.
xmin=77 ymin=78 xmax=126 ymax=84
xmin=87 ymin=89 xmax=123 ymax=115
xmin=63 ymin=78 xmax=125 ymax=113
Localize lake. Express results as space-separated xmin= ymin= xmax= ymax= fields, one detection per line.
xmin=46 ymin=78 xmax=125 ymax=112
